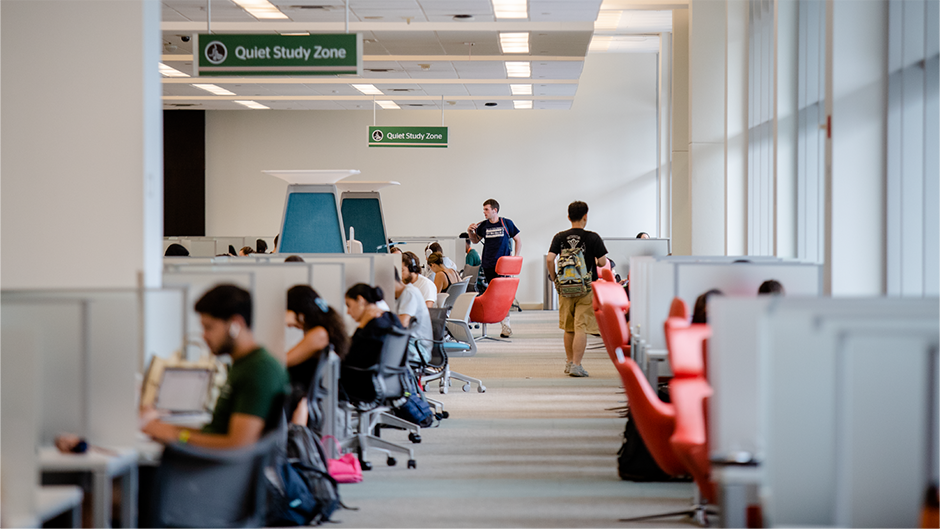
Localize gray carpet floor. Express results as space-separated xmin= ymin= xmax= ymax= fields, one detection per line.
xmin=332 ymin=310 xmax=696 ymax=528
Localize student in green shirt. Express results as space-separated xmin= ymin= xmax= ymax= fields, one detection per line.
xmin=140 ymin=285 xmax=289 ymax=449
xmin=460 ymin=232 xmax=481 ymax=268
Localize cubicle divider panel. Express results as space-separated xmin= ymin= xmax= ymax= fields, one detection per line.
xmin=280 ymin=189 xmax=346 ymax=254
xmin=1 ymin=326 xmax=42 ymax=522
xmin=143 ymin=289 xmax=186 ymax=371
xmin=3 ymin=300 xmax=87 ymax=444
xmin=602 ymin=238 xmax=670 ymax=275
xmin=628 ymin=257 xmax=677 ymax=355
xmin=708 ymin=297 xmax=774 ymax=463
xmin=189 ymin=239 xmax=217 ymax=257
xmin=163 ymin=270 xmax=256 ymax=361
xmin=85 ymin=295 xmax=141 ymax=448
xmin=833 ymin=331 xmax=936 ymax=528
xmin=674 ymin=262 xmax=822 ymax=302
xmin=760 ymin=299 xmax=938 ymax=527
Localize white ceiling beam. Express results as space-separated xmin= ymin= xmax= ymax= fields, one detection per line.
xmin=162 ymin=78 xmax=578 ymax=84
xmin=162 ymin=54 xmax=584 ymax=62
xmin=163 ymin=95 xmax=575 ymax=101
xmin=162 ymin=21 xmax=595 ymax=32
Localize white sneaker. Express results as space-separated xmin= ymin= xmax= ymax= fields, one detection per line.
xmin=500 ymin=327 xmax=512 ymax=338
xmin=564 ymin=361 xmax=572 ymax=374
xmin=569 ymin=364 xmax=589 ymax=377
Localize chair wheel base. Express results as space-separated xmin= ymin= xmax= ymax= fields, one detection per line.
xmin=407 ymin=459 xmax=416 ymax=469
xmin=408 ymin=433 xmax=422 ymax=443
xmin=477 ymin=385 xmax=486 ymax=393
xmin=361 ymin=460 xmax=373 ymax=471
xmin=462 ymin=384 xmax=471 ymax=392
xmin=387 ymin=457 xmax=397 ymax=466
xmin=441 ymin=411 xmax=450 ymax=419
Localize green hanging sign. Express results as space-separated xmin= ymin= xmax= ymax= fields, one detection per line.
xmin=195 ymin=33 xmax=361 ymax=76
xmin=368 ymin=126 xmax=448 ymax=148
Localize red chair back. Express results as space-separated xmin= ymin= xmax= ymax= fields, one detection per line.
xmin=593 ymin=282 xmax=630 ymax=362
xmin=600 ymin=267 xmax=616 ymax=283
xmin=469 ymin=256 xmax=522 ymax=324
xmin=612 ymin=357 xmax=687 ymax=477
xmin=665 ymin=323 xmax=711 ymax=379
xmin=669 ymin=377 xmax=716 ymax=503
xmin=668 ymin=297 xmax=689 ymax=319
xmin=494 ymin=255 xmax=523 ymax=276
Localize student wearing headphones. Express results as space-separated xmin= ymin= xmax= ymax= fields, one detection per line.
xmin=400 ymin=251 xmax=436 ymax=308
xmin=140 ymin=285 xmax=289 ymax=449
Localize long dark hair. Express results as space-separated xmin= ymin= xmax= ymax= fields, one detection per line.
xmin=287 ymin=285 xmax=349 ymax=358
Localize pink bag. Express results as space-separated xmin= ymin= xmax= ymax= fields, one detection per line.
xmin=322 ymin=435 xmax=363 ymax=484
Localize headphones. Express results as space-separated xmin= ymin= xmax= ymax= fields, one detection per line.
xmin=229 ymin=322 xmax=241 ymax=339
xmin=403 ymin=252 xmax=421 ymax=274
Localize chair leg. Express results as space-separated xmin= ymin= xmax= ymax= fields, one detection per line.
xmin=475 ymin=322 xmax=510 ymax=342
xmin=377 ymin=412 xmax=420 ymax=434
xmin=448 ymin=370 xmax=486 ymax=393
xmin=619 ymin=504 xmax=717 ymax=526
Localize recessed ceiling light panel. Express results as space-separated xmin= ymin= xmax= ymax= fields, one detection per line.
xmin=232 ymin=0 xmax=288 ymax=19
xmin=505 ymin=61 xmax=531 ymax=78
xmin=193 ymin=83 xmax=235 ymax=95
xmin=513 ymin=100 xmax=533 ymax=109
xmin=492 ymin=0 xmax=527 ymax=19
xmin=499 ymin=32 xmax=530 ymax=54
xmin=510 ymin=84 xmax=532 ymax=95
xmin=376 ymin=101 xmax=400 ymax=109
xmin=235 ymin=100 xmax=270 ymax=109
xmin=352 ymin=84 xmax=383 ymax=95
xmin=160 ymin=63 xmax=189 ymax=77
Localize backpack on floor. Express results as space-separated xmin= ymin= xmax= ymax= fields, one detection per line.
xmin=265 ymin=423 xmax=344 ymax=526
xmin=617 ymin=386 xmax=691 ymax=483
xmin=393 ymin=370 xmax=434 ymax=428
xmin=286 ymin=424 xmax=342 ymax=523
xmin=556 ymin=246 xmax=591 ymax=297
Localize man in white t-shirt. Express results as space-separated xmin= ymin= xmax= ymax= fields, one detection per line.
xmin=393 ymin=267 xmax=433 ymax=364
xmin=402 ymin=251 xmax=436 ymax=308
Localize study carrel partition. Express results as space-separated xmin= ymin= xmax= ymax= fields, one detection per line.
xmin=338 ymin=180 xmax=400 ymax=253
xmin=265 ymin=170 xmax=356 ymax=254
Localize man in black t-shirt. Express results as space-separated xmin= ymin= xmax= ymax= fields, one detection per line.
xmin=546 ymin=201 xmax=608 ymax=378
xmin=468 ymin=198 xmax=521 ymax=337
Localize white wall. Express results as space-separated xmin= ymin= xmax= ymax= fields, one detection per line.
xmin=1 ymin=0 xmax=163 ymax=289
xmin=204 ymin=53 xmax=659 ymax=304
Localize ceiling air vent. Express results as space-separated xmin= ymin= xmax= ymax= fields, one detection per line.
xmin=169 ymin=103 xmax=200 ymax=107
xmin=289 ymin=5 xmax=332 ymax=9
xmin=389 ymin=88 xmax=413 ymax=92
xmin=365 ymin=68 xmax=394 ymax=72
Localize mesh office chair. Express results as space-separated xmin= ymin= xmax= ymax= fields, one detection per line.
xmin=340 ymin=325 xmax=418 ymax=470
xmin=151 ymin=431 xmax=279 ymax=528
xmin=440 ymin=292 xmax=485 ymax=393
xmin=461 ymin=264 xmax=481 ymax=292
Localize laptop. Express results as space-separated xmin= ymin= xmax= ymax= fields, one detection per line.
xmin=154 ymin=367 xmax=214 ymax=425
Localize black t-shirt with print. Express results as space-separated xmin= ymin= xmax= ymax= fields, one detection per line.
xmin=548 ymin=228 xmax=608 ymax=281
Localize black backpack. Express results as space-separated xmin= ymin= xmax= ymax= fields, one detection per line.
xmin=264 ymin=417 xmax=345 ymax=526
xmin=617 ymin=386 xmax=691 ymax=482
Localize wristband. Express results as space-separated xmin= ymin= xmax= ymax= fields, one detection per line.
xmin=178 ymin=429 xmax=191 ymax=444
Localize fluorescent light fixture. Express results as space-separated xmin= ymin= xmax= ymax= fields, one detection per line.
xmin=499 ymin=32 xmax=529 ymax=54
xmin=595 ymin=10 xmax=623 ymax=31
xmin=505 ymin=61 xmax=531 ymax=78
xmin=232 ymin=0 xmax=288 ymax=19
xmin=192 ymin=83 xmax=235 ymax=95
xmin=510 ymin=84 xmax=532 ymax=95
xmin=352 ymin=84 xmax=383 ymax=95
xmin=159 ymin=62 xmax=189 ymax=77
xmin=279 ymin=32 xmax=310 ymax=36
xmin=234 ymin=100 xmax=270 ymax=109
xmin=492 ymin=0 xmax=527 ymax=19
xmin=376 ymin=101 xmax=400 ymax=110
xmin=513 ymin=100 xmax=533 ymax=109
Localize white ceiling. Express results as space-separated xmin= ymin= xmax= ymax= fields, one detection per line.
xmin=160 ymin=0 xmax=678 ymax=110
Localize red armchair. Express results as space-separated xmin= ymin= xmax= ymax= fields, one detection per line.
xmin=469 ymin=256 xmax=522 ymax=341
xmin=593 ymin=281 xmax=630 ymax=363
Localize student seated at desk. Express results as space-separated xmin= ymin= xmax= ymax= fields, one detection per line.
xmin=428 ymin=252 xmax=461 ymax=293
xmin=340 ymin=283 xmax=404 ymax=403
xmin=285 ymin=285 xmax=349 ymax=425
xmin=140 ymin=285 xmax=289 ymax=449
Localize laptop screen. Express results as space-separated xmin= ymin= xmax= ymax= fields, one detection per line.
xmin=155 ymin=368 xmax=212 ymax=413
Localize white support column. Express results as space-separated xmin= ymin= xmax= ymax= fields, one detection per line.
xmin=659 ymin=33 xmax=674 ymax=240
xmin=727 ymin=0 xmax=749 ymax=256
xmin=689 ymin=0 xmax=728 ymax=255
xmin=672 ymin=9 xmax=693 ymax=255
xmin=827 ymin=0 xmax=889 ymax=295
xmin=1 ymin=0 xmax=163 ymax=289
xmin=776 ymin=0 xmax=799 ymax=258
